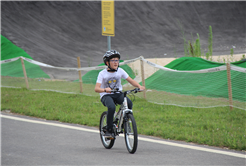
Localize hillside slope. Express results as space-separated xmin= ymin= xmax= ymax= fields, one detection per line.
xmin=1 ymin=1 xmax=245 ymax=67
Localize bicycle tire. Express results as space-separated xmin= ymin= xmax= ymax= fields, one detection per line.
xmin=99 ymin=111 xmax=115 ymax=149
xmin=124 ymin=113 xmax=138 ymax=154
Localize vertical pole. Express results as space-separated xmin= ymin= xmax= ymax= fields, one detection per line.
xmin=77 ymin=57 xmax=83 ymax=93
xmin=140 ymin=58 xmax=146 ymax=99
xmin=107 ymin=36 xmax=111 ymax=50
xmin=21 ymin=58 xmax=29 ymax=89
xmin=226 ymin=63 xmax=233 ymax=110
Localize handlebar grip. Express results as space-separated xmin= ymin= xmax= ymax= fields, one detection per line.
xmin=134 ymin=88 xmax=140 ymax=93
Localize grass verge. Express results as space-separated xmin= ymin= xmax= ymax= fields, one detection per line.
xmin=1 ymin=87 xmax=245 ymax=151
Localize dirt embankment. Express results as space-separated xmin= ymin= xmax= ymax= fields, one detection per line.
xmin=1 ymin=1 xmax=245 ymax=68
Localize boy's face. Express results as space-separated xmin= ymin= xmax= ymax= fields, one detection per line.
xmin=107 ymin=57 xmax=119 ymax=70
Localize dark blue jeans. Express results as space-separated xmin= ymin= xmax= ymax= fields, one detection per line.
xmin=101 ymin=93 xmax=133 ymax=131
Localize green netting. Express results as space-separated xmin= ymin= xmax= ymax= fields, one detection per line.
xmin=143 ymin=57 xmax=246 ymax=102
xmin=1 ymin=59 xmax=50 ymax=78
xmin=231 ymin=71 xmax=246 ymax=101
xmin=144 ymin=70 xmax=245 ymax=102
xmin=1 ymin=35 xmax=50 ymax=79
xmin=74 ymin=60 xmax=136 ymax=85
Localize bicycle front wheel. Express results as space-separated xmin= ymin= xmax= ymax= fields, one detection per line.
xmin=99 ymin=111 xmax=115 ymax=149
xmin=124 ymin=113 xmax=138 ymax=154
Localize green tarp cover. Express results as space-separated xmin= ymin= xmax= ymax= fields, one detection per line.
xmin=1 ymin=58 xmax=50 ymax=79
xmin=1 ymin=35 xmax=50 ymax=78
xmin=1 ymin=35 xmax=33 ymax=60
xmin=231 ymin=59 xmax=246 ymax=68
xmin=165 ymin=57 xmax=246 ymax=70
xmin=144 ymin=57 xmax=246 ymax=101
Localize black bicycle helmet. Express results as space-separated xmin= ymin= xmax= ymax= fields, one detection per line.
xmin=103 ymin=50 xmax=120 ymax=65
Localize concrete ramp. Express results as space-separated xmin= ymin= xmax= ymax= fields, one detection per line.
xmin=1 ymin=1 xmax=245 ymax=67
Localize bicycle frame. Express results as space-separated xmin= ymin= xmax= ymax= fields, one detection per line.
xmin=112 ymin=88 xmax=139 ymax=134
xmin=114 ymin=97 xmax=133 ymax=133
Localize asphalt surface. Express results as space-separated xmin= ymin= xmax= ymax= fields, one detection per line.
xmin=1 ymin=113 xmax=245 ymax=165
xmin=1 ymin=1 xmax=245 ymax=68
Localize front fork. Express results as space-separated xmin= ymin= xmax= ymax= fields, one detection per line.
xmin=115 ymin=109 xmax=133 ymax=133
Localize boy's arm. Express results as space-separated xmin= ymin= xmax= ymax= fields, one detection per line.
xmin=126 ymin=77 xmax=145 ymax=90
xmin=95 ymin=83 xmax=111 ymax=93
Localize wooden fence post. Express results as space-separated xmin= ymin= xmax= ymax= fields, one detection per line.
xmin=77 ymin=57 xmax=83 ymax=93
xmin=21 ymin=58 xmax=29 ymax=89
xmin=226 ymin=63 xmax=233 ymax=110
xmin=140 ymin=57 xmax=146 ymax=99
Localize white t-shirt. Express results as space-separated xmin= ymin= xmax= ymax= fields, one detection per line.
xmin=96 ymin=68 xmax=129 ymax=99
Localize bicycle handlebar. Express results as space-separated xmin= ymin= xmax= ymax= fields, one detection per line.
xmin=110 ymin=88 xmax=142 ymax=94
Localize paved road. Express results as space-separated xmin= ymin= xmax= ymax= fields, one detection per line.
xmin=1 ymin=113 xmax=245 ymax=165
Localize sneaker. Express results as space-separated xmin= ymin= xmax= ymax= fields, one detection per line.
xmin=103 ymin=130 xmax=114 ymax=139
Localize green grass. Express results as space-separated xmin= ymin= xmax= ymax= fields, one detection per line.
xmin=1 ymin=87 xmax=245 ymax=151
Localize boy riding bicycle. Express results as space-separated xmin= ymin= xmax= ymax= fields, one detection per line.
xmin=95 ymin=50 xmax=145 ymax=138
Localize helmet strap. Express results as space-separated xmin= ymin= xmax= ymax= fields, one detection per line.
xmin=107 ymin=62 xmax=119 ymax=72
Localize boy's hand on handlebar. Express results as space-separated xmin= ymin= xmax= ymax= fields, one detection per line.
xmin=104 ymin=87 xmax=112 ymax=93
xmin=138 ymin=86 xmax=145 ymax=91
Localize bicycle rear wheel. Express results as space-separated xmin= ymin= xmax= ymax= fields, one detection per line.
xmin=124 ymin=113 xmax=138 ymax=154
xmin=99 ymin=111 xmax=115 ymax=149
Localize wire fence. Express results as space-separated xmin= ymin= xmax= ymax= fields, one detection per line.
xmin=1 ymin=56 xmax=245 ymax=110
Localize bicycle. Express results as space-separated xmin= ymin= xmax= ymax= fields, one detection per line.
xmin=99 ymin=88 xmax=141 ymax=154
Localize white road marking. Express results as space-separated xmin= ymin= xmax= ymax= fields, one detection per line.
xmin=1 ymin=114 xmax=98 ymax=133
xmin=1 ymin=114 xmax=245 ymax=159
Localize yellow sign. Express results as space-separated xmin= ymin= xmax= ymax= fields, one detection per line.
xmin=102 ymin=1 xmax=115 ymax=36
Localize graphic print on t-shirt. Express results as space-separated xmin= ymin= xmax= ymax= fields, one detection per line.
xmin=106 ymin=76 xmax=120 ymax=90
